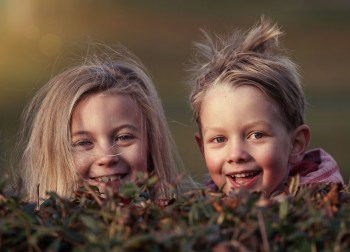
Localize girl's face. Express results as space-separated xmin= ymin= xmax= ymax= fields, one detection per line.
xmin=196 ymin=85 xmax=296 ymax=196
xmin=70 ymin=93 xmax=148 ymax=194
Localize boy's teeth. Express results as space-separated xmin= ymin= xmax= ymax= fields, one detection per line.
xmin=231 ymin=171 xmax=258 ymax=179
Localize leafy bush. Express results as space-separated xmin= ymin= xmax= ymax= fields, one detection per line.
xmin=0 ymin=177 xmax=349 ymax=251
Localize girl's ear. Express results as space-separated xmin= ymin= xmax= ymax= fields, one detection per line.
xmin=195 ymin=132 xmax=204 ymax=156
xmin=288 ymin=124 xmax=311 ymax=164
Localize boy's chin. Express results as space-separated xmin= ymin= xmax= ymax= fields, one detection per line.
xmin=224 ymin=174 xmax=262 ymax=193
xmin=223 ymin=183 xmax=266 ymax=195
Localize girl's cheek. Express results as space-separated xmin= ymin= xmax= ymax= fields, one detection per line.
xmin=73 ymin=156 xmax=92 ymax=176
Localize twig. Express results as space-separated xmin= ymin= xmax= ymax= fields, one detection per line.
xmin=257 ymin=210 xmax=270 ymax=252
xmin=36 ymin=184 xmax=40 ymax=211
xmin=83 ymin=181 xmax=103 ymax=207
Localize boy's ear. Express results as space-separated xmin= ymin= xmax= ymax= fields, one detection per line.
xmin=195 ymin=132 xmax=204 ymax=156
xmin=288 ymin=124 xmax=311 ymax=164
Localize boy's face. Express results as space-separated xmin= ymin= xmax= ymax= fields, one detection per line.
xmin=196 ymin=85 xmax=295 ymax=196
xmin=70 ymin=93 xmax=148 ymax=194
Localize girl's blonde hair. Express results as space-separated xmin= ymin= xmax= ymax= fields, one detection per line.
xmin=18 ymin=44 xmax=188 ymax=201
xmin=189 ymin=17 xmax=305 ymax=132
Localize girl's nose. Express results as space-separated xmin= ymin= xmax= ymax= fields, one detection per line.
xmin=226 ymin=139 xmax=249 ymax=164
xmin=95 ymin=144 xmax=120 ymax=167
xmin=96 ymin=154 xmax=119 ymax=167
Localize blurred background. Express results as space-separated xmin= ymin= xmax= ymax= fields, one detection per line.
xmin=1 ymin=0 xmax=349 ymax=183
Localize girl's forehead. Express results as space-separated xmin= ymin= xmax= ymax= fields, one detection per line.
xmin=72 ymin=92 xmax=143 ymax=123
xmin=70 ymin=92 xmax=148 ymax=140
xmin=78 ymin=91 xmax=136 ymax=107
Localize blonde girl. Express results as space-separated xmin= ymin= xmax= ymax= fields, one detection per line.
xmin=18 ymin=45 xmax=190 ymax=201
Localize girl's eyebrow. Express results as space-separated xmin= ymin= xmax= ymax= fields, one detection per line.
xmin=111 ymin=124 xmax=139 ymax=133
xmin=71 ymin=131 xmax=91 ymax=137
xmin=71 ymin=124 xmax=139 ymax=137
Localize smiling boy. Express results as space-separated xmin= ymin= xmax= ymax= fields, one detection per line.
xmin=189 ymin=18 xmax=344 ymax=196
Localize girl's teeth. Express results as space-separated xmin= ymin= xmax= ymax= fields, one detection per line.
xmin=95 ymin=175 xmax=121 ymax=183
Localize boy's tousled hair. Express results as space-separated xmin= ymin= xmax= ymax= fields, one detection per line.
xmin=189 ymin=17 xmax=305 ymax=132
xmin=18 ymin=44 xmax=190 ymax=201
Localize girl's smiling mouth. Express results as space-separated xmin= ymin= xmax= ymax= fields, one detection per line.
xmin=85 ymin=173 xmax=131 ymax=194
xmin=226 ymin=170 xmax=261 ymax=190
xmin=90 ymin=173 xmax=129 ymax=183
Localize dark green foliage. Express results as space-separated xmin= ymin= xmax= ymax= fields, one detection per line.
xmin=0 ymin=178 xmax=349 ymax=251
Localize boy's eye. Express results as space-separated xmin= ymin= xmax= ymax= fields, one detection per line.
xmin=213 ymin=136 xmax=226 ymax=143
xmin=250 ymin=132 xmax=264 ymax=139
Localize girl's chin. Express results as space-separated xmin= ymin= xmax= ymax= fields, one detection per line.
xmin=97 ymin=180 xmax=123 ymax=194
xmin=81 ymin=179 xmax=123 ymax=195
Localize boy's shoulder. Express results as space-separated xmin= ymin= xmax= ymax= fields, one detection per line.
xmin=290 ymin=148 xmax=344 ymax=185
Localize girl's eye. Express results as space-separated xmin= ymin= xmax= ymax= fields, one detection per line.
xmin=72 ymin=140 xmax=93 ymax=150
xmin=115 ymin=134 xmax=135 ymax=143
xmin=213 ymin=136 xmax=226 ymax=143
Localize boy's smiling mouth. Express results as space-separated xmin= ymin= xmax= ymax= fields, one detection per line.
xmin=226 ymin=170 xmax=261 ymax=190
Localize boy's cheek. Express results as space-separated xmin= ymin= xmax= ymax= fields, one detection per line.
xmin=205 ymin=155 xmax=223 ymax=176
xmin=210 ymin=173 xmax=226 ymax=191
xmin=204 ymin=151 xmax=222 ymax=170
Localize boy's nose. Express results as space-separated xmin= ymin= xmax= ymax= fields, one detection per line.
xmin=226 ymin=139 xmax=249 ymax=164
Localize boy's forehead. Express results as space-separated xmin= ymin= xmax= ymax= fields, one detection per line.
xmin=204 ymin=83 xmax=233 ymax=97
xmin=204 ymin=83 xmax=264 ymax=98
xmin=200 ymin=84 xmax=285 ymax=123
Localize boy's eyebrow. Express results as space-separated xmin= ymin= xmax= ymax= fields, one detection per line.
xmin=202 ymin=120 xmax=271 ymax=135
xmin=244 ymin=120 xmax=271 ymax=128
xmin=201 ymin=126 xmax=223 ymax=135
